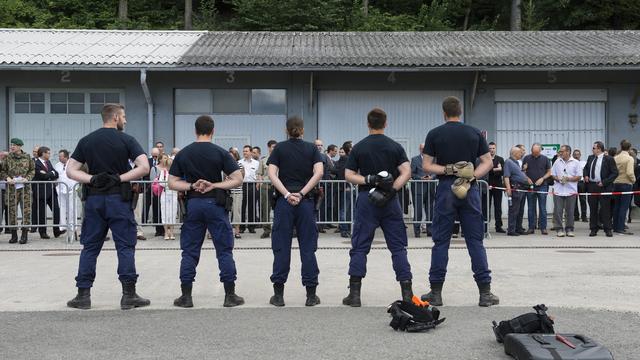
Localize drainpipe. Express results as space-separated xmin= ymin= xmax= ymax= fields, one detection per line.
xmin=140 ymin=69 xmax=153 ymax=151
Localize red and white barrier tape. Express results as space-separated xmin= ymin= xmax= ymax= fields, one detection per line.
xmin=488 ymin=185 xmax=640 ymax=197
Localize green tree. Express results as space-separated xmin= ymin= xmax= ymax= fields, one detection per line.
xmin=231 ymin=0 xmax=347 ymax=31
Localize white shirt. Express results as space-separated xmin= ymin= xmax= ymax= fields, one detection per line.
xmin=239 ymin=158 xmax=259 ymax=182
xmin=551 ymin=157 xmax=581 ymax=196
xmin=54 ymin=161 xmax=77 ymax=194
xmin=590 ymin=154 xmax=604 ymax=183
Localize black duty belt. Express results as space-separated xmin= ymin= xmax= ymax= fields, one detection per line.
xmin=187 ymin=190 xmax=216 ymax=199
xmin=87 ymin=187 xmax=121 ymax=196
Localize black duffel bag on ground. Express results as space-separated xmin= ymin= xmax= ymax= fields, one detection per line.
xmin=503 ymin=333 xmax=614 ymax=360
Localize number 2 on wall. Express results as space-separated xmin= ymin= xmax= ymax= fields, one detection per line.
xmin=60 ymin=71 xmax=71 ymax=83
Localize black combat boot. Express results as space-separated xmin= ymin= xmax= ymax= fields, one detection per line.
xmin=67 ymin=288 xmax=91 ymax=310
xmin=19 ymin=229 xmax=28 ymax=244
xmin=421 ymin=282 xmax=443 ymax=306
xmin=478 ymin=283 xmax=500 ymax=307
xmin=400 ymin=280 xmax=413 ymax=302
xmin=173 ymin=284 xmax=193 ymax=308
xmin=305 ymin=286 xmax=321 ymax=306
xmin=120 ymin=282 xmax=151 ymax=310
xmin=269 ymin=283 xmax=285 ymax=307
xmin=9 ymin=230 xmax=18 ymax=244
xmin=223 ymin=282 xmax=245 ymax=307
xmin=342 ymin=276 xmax=362 ymax=307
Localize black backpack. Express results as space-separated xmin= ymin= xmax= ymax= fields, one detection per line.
xmin=492 ymin=304 xmax=555 ymax=343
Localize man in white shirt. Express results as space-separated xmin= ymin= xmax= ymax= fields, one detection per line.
xmin=240 ymin=145 xmax=260 ymax=233
xmin=54 ymin=150 xmax=78 ymax=236
xmin=551 ymin=145 xmax=582 ymax=237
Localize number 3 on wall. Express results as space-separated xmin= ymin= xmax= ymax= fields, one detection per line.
xmin=60 ymin=71 xmax=71 ymax=83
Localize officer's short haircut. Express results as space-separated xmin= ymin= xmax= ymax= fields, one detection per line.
xmin=608 ymin=147 xmax=618 ymax=156
xmin=243 ymin=145 xmax=252 ymax=151
xmin=620 ymin=139 xmax=632 ymax=151
xmin=286 ymin=116 xmax=304 ymax=138
xmin=573 ymin=149 xmax=581 ymax=154
xmin=561 ymin=145 xmax=572 ymax=153
xmin=327 ymin=144 xmax=337 ymax=152
xmin=37 ymin=146 xmax=50 ymax=157
xmin=267 ymin=140 xmax=277 ymax=148
xmin=594 ymin=141 xmax=605 ymax=152
xmin=195 ymin=115 xmax=214 ymax=135
xmin=367 ymin=108 xmax=386 ymax=130
xmin=488 ymin=142 xmax=496 ymax=146
xmin=101 ymin=103 xmax=125 ymax=123
xmin=155 ymin=141 xmax=164 ymax=147
xmin=59 ymin=149 xmax=69 ymax=158
xmin=253 ymin=146 xmax=261 ymax=153
xmin=442 ymin=96 xmax=462 ymax=118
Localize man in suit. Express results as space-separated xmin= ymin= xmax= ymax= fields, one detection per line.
xmin=32 ymin=146 xmax=64 ymax=238
xmin=488 ymin=142 xmax=505 ymax=233
xmin=410 ymin=143 xmax=434 ymax=237
xmin=584 ymin=141 xmax=618 ymax=237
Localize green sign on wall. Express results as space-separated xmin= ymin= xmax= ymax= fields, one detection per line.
xmin=541 ymin=144 xmax=560 ymax=159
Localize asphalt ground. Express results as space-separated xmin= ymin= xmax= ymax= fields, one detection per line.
xmin=1 ymin=307 xmax=637 ymax=360
xmin=0 ymin=221 xmax=638 ymax=359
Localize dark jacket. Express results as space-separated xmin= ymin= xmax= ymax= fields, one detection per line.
xmin=32 ymin=158 xmax=59 ymax=198
xmin=583 ymin=154 xmax=618 ymax=190
xmin=488 ymin=155 xmax=505 ymax=187
xmin=410 ymin=155 xmax=426 ymax=180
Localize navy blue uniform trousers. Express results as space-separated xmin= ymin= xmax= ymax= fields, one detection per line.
xmin=429 ymin=178 xmax=491 ymax=284
xmin=180 ymin=198 xmax=237 ymax=285
xmin=349 ymin=191 xmax=412 ymax=281
xmin=76 ymin=194 xmax=138 ymax=288
xmin=271 ymin=197 xmax=319 ymax=286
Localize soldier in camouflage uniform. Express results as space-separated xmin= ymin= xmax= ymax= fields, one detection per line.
xmin=0 ymin=138 xmax=35 ymax=244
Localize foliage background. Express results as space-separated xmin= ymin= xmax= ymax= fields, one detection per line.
xmin=0 ymin=0 xmax=639 ymax=31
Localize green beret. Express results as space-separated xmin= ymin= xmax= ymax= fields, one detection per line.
xmin=10 ymin=138 xmax=24 ymax=146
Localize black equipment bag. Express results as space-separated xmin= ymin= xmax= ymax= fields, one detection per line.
xmin=387 ymin=300 xmax=445 ymax=332
xmin=504 ymin=333 xmax=614 ymax=360
xmin=493 ymin=304 xmax=555 ymax=343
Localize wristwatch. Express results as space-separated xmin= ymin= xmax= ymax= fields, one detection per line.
xmin=189 ymin=183 xmax=195 ymax=191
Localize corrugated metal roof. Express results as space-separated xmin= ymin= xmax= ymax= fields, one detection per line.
xmin=1 ymin=28 xmax=639 ymax=70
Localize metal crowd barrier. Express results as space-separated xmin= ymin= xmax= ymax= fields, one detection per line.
xmin=1 ymin=179 xmax=491 ymax=243
xmin=0 ymin=180 xmax=76 ymax=243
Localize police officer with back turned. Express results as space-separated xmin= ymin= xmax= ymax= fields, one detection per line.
xmin=342 ymin=108 xmax=415 ymax=307
xmin=421 ymin=96 xmax=499 ymax=307
xmin=169 ymin=115 xmax=245 ymax=308
xmin=267 ymin=116 xmax=323 ymax=307
xmin=66 ymin=104 xmax=151 ymax=310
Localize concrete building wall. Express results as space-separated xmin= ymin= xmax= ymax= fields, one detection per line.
xmin=1 ymin=69 xmax=638 ymax=155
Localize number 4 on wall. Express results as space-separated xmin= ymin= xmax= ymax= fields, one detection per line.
xmin=60 ymin=71 xmax=71 ymax=83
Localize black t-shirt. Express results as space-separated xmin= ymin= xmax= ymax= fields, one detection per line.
xmin=488 ymin=155 xmax=505 ymax=186
xmin=267 ymin=138 xmax=323 ymax=189
xmin=169 ymin=142 xmax=239 ymax=183
xmin=423 ymin=122 xmax=489 ymax=166
xmin=71 ymin=128 xmax=145 ymax=175
xmin=345 ymin=134 xmax=409 ymax=191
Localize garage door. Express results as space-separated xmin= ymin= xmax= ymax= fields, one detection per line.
xmin=495 ymin=89 xmax=607 ymax=159
xmin=9 ymin=89 xmax=124 ymax=154
xmin=495 ymin=89 xmax=607 ymax=218
xmin=174 ymin=89 xmax=287 ymax=150
xmin=317 ymin=90 xmax=464 ymax=155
